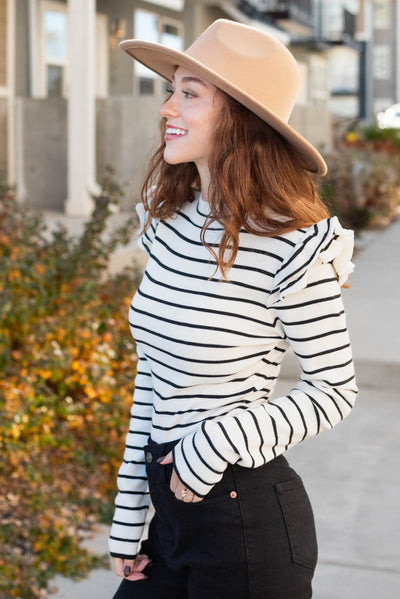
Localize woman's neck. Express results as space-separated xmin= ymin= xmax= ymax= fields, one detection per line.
xmin=196 ymin=163 xmax=211 ymax=203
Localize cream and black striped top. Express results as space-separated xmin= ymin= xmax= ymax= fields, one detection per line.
xmin=109 ymin=194 xmax=358 ymax=559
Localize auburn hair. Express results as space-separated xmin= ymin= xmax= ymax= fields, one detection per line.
xmin=141 ymin=91 xmax=329 ymax=278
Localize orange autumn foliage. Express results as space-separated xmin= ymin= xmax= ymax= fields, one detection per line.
xmin=0 ymin=173 xmax=140 ymax=598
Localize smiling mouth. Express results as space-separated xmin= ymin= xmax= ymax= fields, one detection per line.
xmin=165 ymin=126 xmax=188 ymax=139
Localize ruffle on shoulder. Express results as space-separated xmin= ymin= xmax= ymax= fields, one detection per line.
xmin=135 ymin=198 xmax=159 ymax=256
xmin=267 ymin=217 xmax=354 ymax=307
xmin=135 ymin=202 xmax=147 ymax=232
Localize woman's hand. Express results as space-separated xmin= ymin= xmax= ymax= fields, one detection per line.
xmin=159 ymin=451 xmax=203 ymax=503
xmin=112 ymin=555 xmax=152 ymax=581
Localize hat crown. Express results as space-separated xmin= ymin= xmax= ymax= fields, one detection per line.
xmin=184 ymin=20 xmax=300 ymax=123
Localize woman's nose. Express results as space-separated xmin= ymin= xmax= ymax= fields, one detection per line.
xmin=160 ymin=95 xmax=179 ymax=118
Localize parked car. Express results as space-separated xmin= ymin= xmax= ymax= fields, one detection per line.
xmin=377 ymin=104 xmax=400 ymax=129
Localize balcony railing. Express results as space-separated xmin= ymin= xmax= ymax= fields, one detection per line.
xmin=238 ymin=0 xmax=314 ymax=29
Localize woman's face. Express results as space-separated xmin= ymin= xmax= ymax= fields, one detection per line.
xmin=160 ymin=67 xmax=224 ymax=176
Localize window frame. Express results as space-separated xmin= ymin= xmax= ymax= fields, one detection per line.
xmin=133 ymin=8 xmax=183 ymax=96
xmin=33 ymin=0 xmax=108 ymax=99
xmin=373 ymin=0 xmax=391 ymax=29
xmin=373 ymin=44 xmax=391 ymax=80
xmin=39 ymin=0 xmax=68 ymax=98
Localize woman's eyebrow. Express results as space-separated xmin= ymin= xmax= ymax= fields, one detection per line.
xmin=181 ymin=76 xmax=207 ymax=86
xmin=171 ymin=75 xmax=207 ymax=87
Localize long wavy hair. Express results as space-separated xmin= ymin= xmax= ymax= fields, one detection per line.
xmin=141 ymin=91 xmax=329 ymax=277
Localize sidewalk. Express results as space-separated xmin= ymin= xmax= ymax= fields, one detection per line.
xmin=342 ymin=218 xmax=400 ymax=388
xmin=280 ymin=216 xmax=400 ymax=389
xmin=49 ymin=216 xmax=400 ymax=598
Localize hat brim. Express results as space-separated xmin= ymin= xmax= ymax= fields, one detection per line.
xmin=120 ymin=40 xmax=327 ymax=176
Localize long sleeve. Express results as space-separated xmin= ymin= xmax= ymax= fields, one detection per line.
xmin=172 ymin=218 xmax=358 ymax=497
xmin=108 ymin=347 xmax=153 ymax=558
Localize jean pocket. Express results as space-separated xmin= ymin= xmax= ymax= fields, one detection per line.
xmin=275 ymin=477 xmax=318 ymax=570
xmin=165 ymin=463 xmax=235 ymax=507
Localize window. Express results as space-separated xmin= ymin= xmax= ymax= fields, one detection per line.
xmin=134 ymin=9 xmax=183 ymax=95
xmin=43 ymin=6 xmax=67 ymax=97
xmin=36 ymin=2 xmax=108 ymax=98
xmin=373 ymin=45 xmax=391 ymax=80
xmin=310 ymin=55 xmax=329 ymax=101
xmin=322 ymin=0 xmax=359 ymax=39
xmin=134 ymin=10 xmax=158 ymax=95
xmin=324 ymin=2 xmax=343 ymax=38
xmin=329 ymin=47 xmax=358 ymax=94
xmin=373 ymin=0 xmax=391 ymax=29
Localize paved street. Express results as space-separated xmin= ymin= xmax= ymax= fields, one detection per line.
xmin=49 ymin=215 xmax=400 ymax=598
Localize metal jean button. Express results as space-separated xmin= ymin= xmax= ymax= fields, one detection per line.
xmin=146 ymin=451 xmax=153 ymax=464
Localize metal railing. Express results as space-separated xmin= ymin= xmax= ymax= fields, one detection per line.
xmin=238 ymin=0 xmax=314 ymax=28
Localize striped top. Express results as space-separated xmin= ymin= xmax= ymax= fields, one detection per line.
xmin=109 ymin=194 xmax=358 ymax=559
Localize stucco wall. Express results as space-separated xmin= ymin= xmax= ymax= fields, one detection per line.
xmin=96 ymin=94 xmax=163 ymax=211
xmin=0 ymin=98 xmax=7 ymax=173
xmin=14 ymin=93 xmax=332 ymax=212
xmin=290 ymin=105 xmax=332 ymax=153
xmin=372 ymin=2 xmax=397 ymax=107
xmin=15 ymin=0 xmax=30 ymax=96
xmin=15 ymin=95 xmax=163 ymax=212
xmin=15 ymin=97 xmax=67 ymax=209
xmin=0 ymin=0 xmax=6 ymax=88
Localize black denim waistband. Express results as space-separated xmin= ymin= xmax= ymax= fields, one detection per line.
xmin=145 ymin=437 xmax=289 ymax=473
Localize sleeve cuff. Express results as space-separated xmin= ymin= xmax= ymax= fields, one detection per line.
xmin=172 ymin=421 xmax=235 ymax=497
xmin=109 ymin=551 xmax=138 ymax=560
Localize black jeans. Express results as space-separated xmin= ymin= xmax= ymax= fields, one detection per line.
xmin=113 ymin=438 xmax=318 ymax=599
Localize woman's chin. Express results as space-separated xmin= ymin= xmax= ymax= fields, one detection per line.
xmin=163 ymin=154 xmax=188 ymax=166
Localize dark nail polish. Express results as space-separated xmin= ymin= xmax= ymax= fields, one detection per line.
xmin=124 ymin=565 xmax=131 ymax=577
xmin=156 ymin=456 xmax=165 ymax=463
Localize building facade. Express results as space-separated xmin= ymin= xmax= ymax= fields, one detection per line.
xmin=0 ymin=0 xmax=366 ymax=215
xmin=370 ymin=0 xmax=400 ymax=114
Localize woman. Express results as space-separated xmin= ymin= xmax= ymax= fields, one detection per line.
xmin=109 ymin=19 xmax=358 ymax=599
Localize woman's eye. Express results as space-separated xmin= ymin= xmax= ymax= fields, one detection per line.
xmin=183 ymin=90 xmax=196 ymax=98
xmin=165 ymin=88 xmax=174 ymax=95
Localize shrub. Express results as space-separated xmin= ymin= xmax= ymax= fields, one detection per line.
xmin=344 ymin=122 xmax=400 ymax=154
xmin=362 ymin=124 xmax=400 ymax=151
xmin=0 ymin=173 xmax=141 ymax=598
xmin=318 ymin=147 xmax=400 ymax=230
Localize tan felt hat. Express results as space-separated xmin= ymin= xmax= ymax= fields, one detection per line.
xmin=120 ymin=19 xmax=327 ymax=176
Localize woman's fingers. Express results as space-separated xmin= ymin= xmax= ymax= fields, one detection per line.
xmin=169 ymin=466 xmax=203 ymax=503
xmin=158 ymin=452 xmax=204 ymax=502
xmin=112 ymin=555 xmax=152 ymax=580
xmin=191 ymin=493 xmax=203 ymax=503
xmin=170 ymin=466 xmax=179 ymax=494
xmin=157 ymin=451 xmax=173 ymax=464
xmin=134 ymin=554 xmax=153 ymax=572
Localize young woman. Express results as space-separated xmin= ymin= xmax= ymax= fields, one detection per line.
xmin=109 ymin=19 xmax=358 ymax=599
